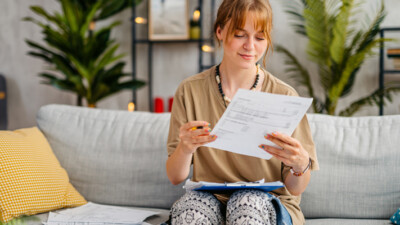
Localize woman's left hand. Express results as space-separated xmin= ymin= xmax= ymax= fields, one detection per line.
xmin=259 ymin=131 xmax=309 ymax=172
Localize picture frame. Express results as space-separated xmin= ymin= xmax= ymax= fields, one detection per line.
xmin=148 ymin=0 xmax=189 ymax=40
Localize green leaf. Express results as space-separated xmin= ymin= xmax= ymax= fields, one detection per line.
xmin=283 ymin=1 xmax=307 ymax=36
xmin=25 ymin=40 xmax=58 ymax=56
xmin=97 ymin=0 xmax=129 ymax=21
xmin=80 ymin=1 xmax=102 ymax=37
xmin=329 ymin=38 xmax=380 ymax=104
xmin=86 ymin=26 xmax=114 ymax=59
xmin=67 ymin=55 xmax=91 ymax=82
xmin=339 ymin=67 xmax=359 ymax=97
xmin=90 ymin=83 xmax=111 ymax=102
xmin=42 ymin=28 xmax=72 ymax=55
xmin=27 ymin=51 xmax=52 ymax=63
xmin=304 ymin=0 xmax=332 ymax=67
xmin=50 ymin=55 xmax=86 ymax=96
xmin=339 ymin=84 xmax=400 ymax=116
xmin=94 ymin=44 xmax=124 ymax=73
xmin=97 ymin=80 xmax=145 ymax=101
xmin=22 ymin=17 xmax=47 ymax=29
xmin=356 ymin=2 xmax=385 ymax=53
xmin=60 ymin=0 xmax=79 ymax=32
xmin=100 ymin=62 xmax=125 ymax=80
xmin=29 ymin=6 xmax=67 ymax=31
xmin=329 ymin=0 xmax=354 ymax=65
xmin=92 ymin=79 xmax=145 ymax=103
xmin=91 ymin=62 xmax=125 ymax=91
xmin=114 ymin=80 xmax=146 ymax=90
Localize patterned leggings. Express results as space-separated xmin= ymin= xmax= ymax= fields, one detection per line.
xmin=170 ymin=190 xmax=277 ymax=225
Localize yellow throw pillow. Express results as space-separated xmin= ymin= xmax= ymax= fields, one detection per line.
xmin=0 ymin=127 xmax=87 ymax=222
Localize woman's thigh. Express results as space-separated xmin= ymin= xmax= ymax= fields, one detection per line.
xmin=170 ymin=191 xmax=225 ymax=225
xmin=226 ymin=189 xmax=277 ymax=225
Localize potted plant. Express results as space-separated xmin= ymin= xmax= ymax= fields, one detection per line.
xmin=277 ymin=0 xmax=400 ymax=116
xmin=24 ymin=0 xmax=145 ymax=107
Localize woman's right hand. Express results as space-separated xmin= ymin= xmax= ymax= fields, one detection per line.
xmin=179 ymin=121 xmax=217 ymax=155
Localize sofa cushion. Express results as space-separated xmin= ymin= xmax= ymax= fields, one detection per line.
xmin=301 ymin=114 xmax=400 ymax=219
xmin=0 ymin=127 xmax=86 ymax=222
xmin=306 ymin=218 xmax=392 ymax=225
xmin=37 ymin=104 xmax=185 ymax=209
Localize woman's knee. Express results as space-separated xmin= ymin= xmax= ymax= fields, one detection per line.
xmin=228 ymin=189 xmax=270 ymax=210
xmin=227 ymin=190 xmax=276 ymax=225
xmin=171 ymin=191 xmax=224 ymax=225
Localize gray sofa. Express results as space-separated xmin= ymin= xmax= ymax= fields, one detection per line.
xmin=23 ymin=104 xmax=399 ymax=224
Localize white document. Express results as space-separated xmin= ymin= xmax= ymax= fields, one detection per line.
xmin=44 ymin=202 xmax=158 ymax=225
xmin=204 ymin=89 xmax=312 ymax=160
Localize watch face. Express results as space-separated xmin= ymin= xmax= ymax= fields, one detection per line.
xmin=149 ymin=0 xmax=189 ymax=40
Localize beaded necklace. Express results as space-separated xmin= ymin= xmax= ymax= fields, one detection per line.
xmin=215 ymin=64 xmax=260 ymax=107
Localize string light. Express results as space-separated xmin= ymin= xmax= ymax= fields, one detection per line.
xmin=135 ymin=17 xmax=147 ymax=24
xmin=193 ymin=9 xmax=200 ymax=22
xmin=201 ymin=44 xmax=214 ymax=53
xmin=128 ymin=102 xmax=135 ymax=112
xmin=89 ymin=21 xmax=96 ymax=30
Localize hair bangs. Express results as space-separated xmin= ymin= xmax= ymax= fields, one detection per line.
xmin=225 ymin=2 xmax=272 ymax=42
xmin=251 ymin=8 xmax=271 ymax=39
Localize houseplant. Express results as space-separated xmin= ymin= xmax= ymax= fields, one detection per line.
xmin=277 ymin=0 xmax=400 ymax=116
xmin=24 ymin=0 xmax=144 ymax=107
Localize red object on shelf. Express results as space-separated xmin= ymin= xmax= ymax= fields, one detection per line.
xmin=154 ymin=97 xmax=164 ymax=113
xmin=168 ymin=97 xmax=174 ymax=112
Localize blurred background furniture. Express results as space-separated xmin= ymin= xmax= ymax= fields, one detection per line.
xmin=10 ymin=104 xmax=397 ymax=225
xmin=379 ymin=27 xmax=400 ymax=115
xmin=131 ymin=0 xmax=216 ymax=111
xmin=0 ymin=74 xmax=7 ymax=130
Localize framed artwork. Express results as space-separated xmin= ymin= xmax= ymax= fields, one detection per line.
xmin=148 ymin=0 xmax=189 ymax=40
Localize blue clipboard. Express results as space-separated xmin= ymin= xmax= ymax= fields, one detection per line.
xmin=194 ymin=181 xmax=284 ymax=192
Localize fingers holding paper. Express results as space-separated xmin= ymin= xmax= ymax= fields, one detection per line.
xmin=259 ymin=131 xmax=309 ymax=172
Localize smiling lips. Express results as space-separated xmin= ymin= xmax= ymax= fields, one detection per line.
xmin=239 ymin=53 xmax=254 ymax=60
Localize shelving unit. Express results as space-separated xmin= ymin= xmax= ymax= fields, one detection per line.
xmin=131 ymin=0 xmax=216 ymax=111
xmin=379 ymin=27 xmax=400 ymax=115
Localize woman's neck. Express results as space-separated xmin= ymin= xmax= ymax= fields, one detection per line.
xmin=219 ymin=60 xmax=259 ymax=94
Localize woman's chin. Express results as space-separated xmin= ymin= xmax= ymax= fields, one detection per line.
xmin=236 ymin=60 xmax=257 ymax=69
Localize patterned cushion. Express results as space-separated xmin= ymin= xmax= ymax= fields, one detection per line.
xmin=0 ymin=127 xmax=87 ymax=222
xmin=391 ymin=208 xmax=400 ymax=224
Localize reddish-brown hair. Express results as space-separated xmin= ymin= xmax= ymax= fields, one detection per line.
xmin=214 ymin=0 xmax=273 ymax=66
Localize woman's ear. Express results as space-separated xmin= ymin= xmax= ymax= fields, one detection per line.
xmin=216 ymin=26 xmax=223 ymax=41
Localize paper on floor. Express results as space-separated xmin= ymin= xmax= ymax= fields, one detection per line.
xmin=44 ymin=202 xmax=158 ymax=225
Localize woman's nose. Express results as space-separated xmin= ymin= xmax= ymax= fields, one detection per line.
xmin=243 ymin=38 xmax=255 ymax=50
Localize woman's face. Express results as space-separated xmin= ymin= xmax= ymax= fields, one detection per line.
xmin=216 ymin=13 xmax=268 ymax=69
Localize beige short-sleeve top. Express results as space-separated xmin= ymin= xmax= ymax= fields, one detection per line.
xmin=167 ymin=66 xmax=319 ymax=225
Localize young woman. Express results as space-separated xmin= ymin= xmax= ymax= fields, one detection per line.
xmin=166 ymin=0 xmax=319 ymax=224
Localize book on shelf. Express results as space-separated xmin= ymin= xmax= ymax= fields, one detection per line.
xmin=387 ymin=48 xmax=400 ymax=58
xmin=393 ymin=58 xmax=400 ymax=69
